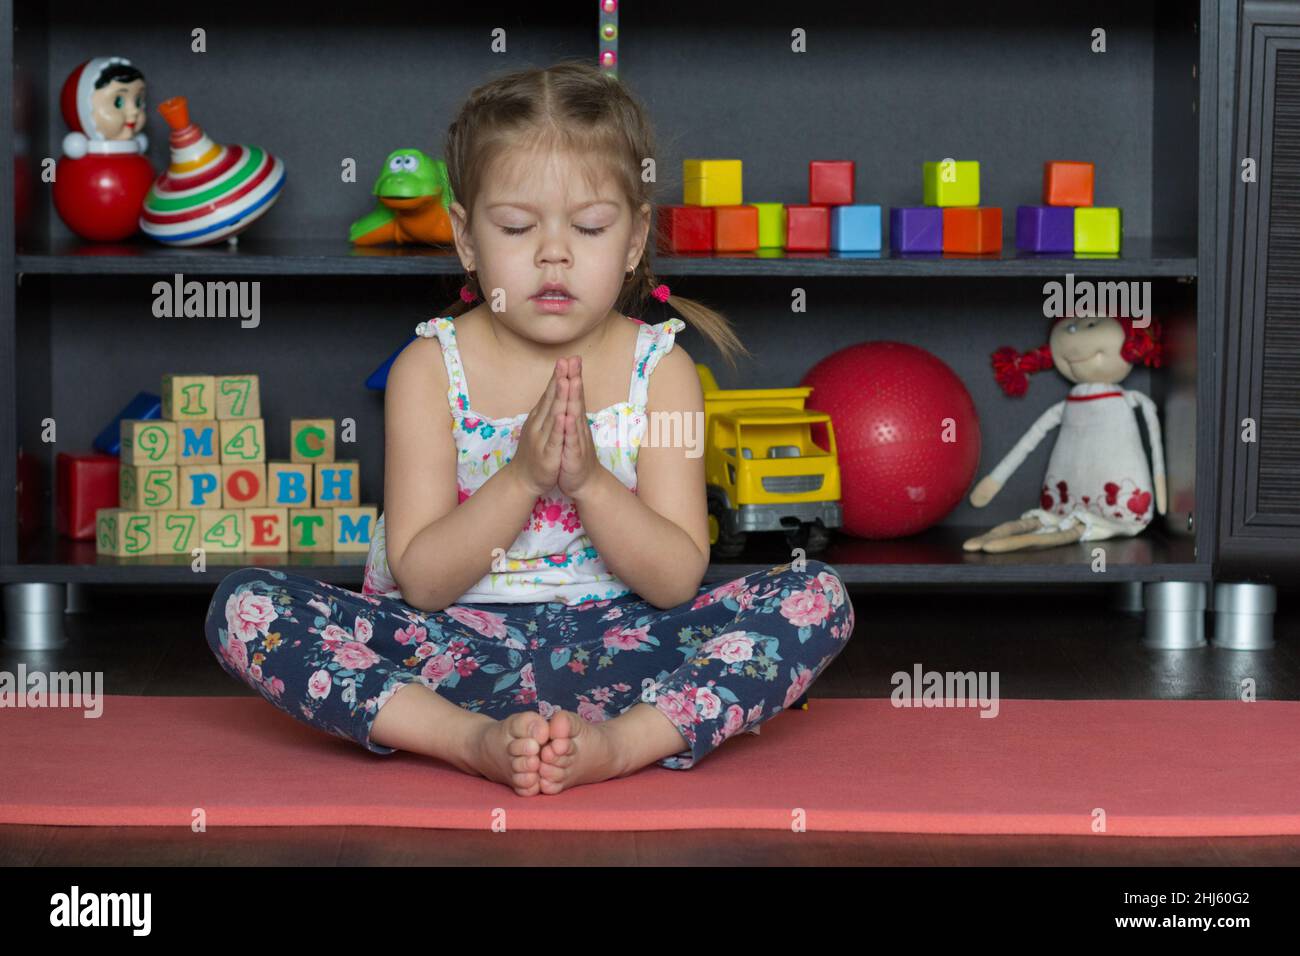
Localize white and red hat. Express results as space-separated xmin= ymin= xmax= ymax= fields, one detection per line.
xmin=60 ymin=56 xmax=148 ymax=159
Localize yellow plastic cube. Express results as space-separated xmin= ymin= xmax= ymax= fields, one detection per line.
xmin=684 ymin=159 xmax=742 ymax=206
xmin=1074 ymin=207 xmax=1122 ymax=253
xmin=752 ymin=202 xmax=787 ymax=247
xmin=923 ymin=160 xmax=980 ymax=206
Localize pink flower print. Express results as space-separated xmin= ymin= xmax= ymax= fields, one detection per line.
xmin=657 ymin=687 xmax=697 ymax=727
xmin=307 ymin=598 xmax=331 ymax=620
xmin=1127 ymin=489 xmax=1152 ymax=516
xmin=561 ymin=506 xmax=581 ymax=533
xmin=319 ymin=623 xmax=352 ymax=653
xmin=221 ymin=634 xmax=248 ymax=674
xmin=455 ymin=656 xmax=481 ymax=677
xmin=421 ymin=653 xmax=456 ymax=687
xmin=1104 ymin=482 xmax=1121 ymax=506
xmin=249 ymin=663 xmax=262 ymax=681
xmin=353 ymin=615 xmax=373 ymax=644
xmin=265 ymin=676 xmax=285 ymax=698
xmin=394 ymin=622 xmax=427 ymax=646
xmin=520 ymin=662 xmax=535 ymax=691
xmin=538 ymin=700 xmax=559 ymax=720
xmin=695 ymin=686 xmax=723 ymax=720
xmin=746 ymin=702 xmax=765 ymax=726
xmin=308 ymin=669 xmax=331 ymax=700
xmin=457 ymin=483 xmax=471 ymax=504
xmin=533 ymin=496 xmax=566 ymax=529
xmin=815 ymin=570 xmax=845 ymax=607
xmin=785 ymin=666 xmax=814 ymax=709
xmin=699 ymin=631 xmax=755 ymax=663
xmin=445 ymin=605 xmax=509 ymax=639
xmin=334 ymin=641 xmax=381 ymax=671
xmin=692 ymin=576 xmax=747 ymax=610
xmin=602 ymin=623 xmax=652 ymax=651
xmin=780 ymin=587 xmax=832 ymax=627
xmin=577 ymin=699 xmax=608 ymax=722
xmin=415 ymin=642 xmax=435 ymax=659
xmin=722 ymin=704 xmax=745 ymax=737
xmin=225 ymin=590 xmax=277 ymax=643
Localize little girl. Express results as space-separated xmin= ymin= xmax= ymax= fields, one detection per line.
xmin=204 ymin=60 xmax=855 ymax=797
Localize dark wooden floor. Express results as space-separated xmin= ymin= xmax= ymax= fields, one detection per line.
xmin=3 ymin=582 xmax=1298 ymax=866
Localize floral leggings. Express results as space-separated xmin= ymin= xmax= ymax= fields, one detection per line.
xmin=203 ymin=559 xmax=855 ymax=770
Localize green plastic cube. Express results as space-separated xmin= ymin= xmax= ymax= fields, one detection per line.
xmin=1074 ymin=207 xmax=1122 ymax=253
xmin=752 ymin=202 xmax=787 ymax=247
xmin=923 ymin=160 xmax=980 ymax=206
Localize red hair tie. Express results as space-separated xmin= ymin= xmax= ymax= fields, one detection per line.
xmin=651 ymin=283 xmax=671 ymax=303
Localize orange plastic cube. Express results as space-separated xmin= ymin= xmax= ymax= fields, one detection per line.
xmin=942 ymin=207 xmax=1002 ymax=253
xmin=1043 ymin=161 xmax=1094 ymax=207
xmin=714 ymin=205 xmax=759 ymax=252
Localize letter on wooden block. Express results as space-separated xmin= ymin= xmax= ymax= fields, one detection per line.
xmin=221 ymin=462 xmax=267 ymax=509
xmin=180 ymin=464 xmax=223 ymax=508
xmin=268 ymin=461 xmax=314 ymax=507
xmin=199 ymin=508 xmax=244 ymax=552
xmin=215 ymin=373 xmax=262 ymax=419
xmin=120 ymin=419 xmax=177 ymax=465
xmin=177 ymin=420 xmax=219 ymax=465
xmin=219 ymin=418 xmax=266 ymax=463
xmin=289 ymin=509 xmax=333 ymax=552
xmin=120 ymin=463 xmax=179 ymax=510
xmin=291 ymin=419 xmax=335 ymax=463
xmin=161 ymin=374 xmax=217 ymax=421
xmin=246 ymin=508 xmax=289 ymax=552
xmin=333 ymin=506 xmax=378 ymax=552
xmin=315 ymin=460 xmax=359 ymax=507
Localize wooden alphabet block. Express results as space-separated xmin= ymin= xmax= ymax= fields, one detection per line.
xmin=220 ymin=462 xmax=267 ymax=509
xmin=683 ymin=158 xmax=742 ymax=206
xmin=245 ymin=508 xmax=290 ymax=552
xmin=314 ymin=460 xmax=360 ymax=507
xmin=331 ymin=505 xmax=378 ymax=552
xmin=180 ymin=463 xmax=224 ymax=508
xmin=199 ymin=508 xmax=245 ymax=552
xmin=215 ymin=373 xmax=262 ymax=419
xmin=267 ymin=461 xmax=315 ymax=507
xmin=120 ymin=419 xmax=177 ymax=465
xmin=218 ymin=418 xmax=266 ymax=463
xmin=154 ymin=509 xmax=201 ymax=556
xmin=291 ymin=419 xmax=335 ymax=463
xmin=176 ymin=420 xmax=220 ymax=465
xmin=95 ymin=508 xmax=157 ymax=556
xmin=161 ymin=374 xmax=217 ymax=421
xmin=119 ymin=463 xmax=179 ymax=510
xmin=288 ymin=508 xmax=334 ymax=553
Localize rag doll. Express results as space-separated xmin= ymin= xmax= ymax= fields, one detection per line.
xmin=963 ymin=312 xmax=1166 ymax=553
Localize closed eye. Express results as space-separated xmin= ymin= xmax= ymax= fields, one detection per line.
xmin=500 ymin=225 xmax=607 ymax=237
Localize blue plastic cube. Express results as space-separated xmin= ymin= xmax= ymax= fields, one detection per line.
xmin=830 ymin=204 xmax=882 ymax=252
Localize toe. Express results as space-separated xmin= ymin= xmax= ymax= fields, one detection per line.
xmin=508 ymin=736 xmax=540 ymax=757
xmin=512 ymin=754 xmax=539 ymax=773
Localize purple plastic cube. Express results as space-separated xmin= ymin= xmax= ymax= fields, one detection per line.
xmin=890 ymin=206 xmax=943 ymax=253
xmin=1016 ymin=205 xmax=1074 ymax=252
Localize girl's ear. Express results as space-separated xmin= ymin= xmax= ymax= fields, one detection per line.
xmin=627 ymin=202 xmax=652 ymax=269
xmin=449 ymin=201 xmax=475 ymax=270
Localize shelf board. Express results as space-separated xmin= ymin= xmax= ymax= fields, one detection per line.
xmin=4 ymin=524 xmax=1204 ymax=587
xmin=14 ymin=237 xmax=1198 ymax=278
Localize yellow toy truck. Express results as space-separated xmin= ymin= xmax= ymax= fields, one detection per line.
xmin=697 ymin=365 xmax=843 ymax=558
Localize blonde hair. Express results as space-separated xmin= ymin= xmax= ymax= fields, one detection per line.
xmin=440 ymin=58 xmax=751 ymax=371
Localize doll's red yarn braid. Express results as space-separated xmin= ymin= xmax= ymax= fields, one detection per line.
xmin=991 ymin=314 xmax=1165 ymax=397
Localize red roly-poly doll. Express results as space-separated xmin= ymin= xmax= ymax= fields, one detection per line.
xmin=52 ymin=56 xmax=155 ymax=241
xmin=963 ymin=311 xmax=1167 ymax=553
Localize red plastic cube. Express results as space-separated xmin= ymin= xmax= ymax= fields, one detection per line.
xmin=942 ymin=207 xmax=1003 ymax=253
xmin=809 ymin=160 xmax=855 ymax=205
xmin=57 ymin=452 xmax=120 ymax=540
xmin=656 ymin=205 xmax=714 ymax=253
xmin=786 ymin=205 xmax=831 ymax=251
xmin=1043 ymin=161 xmax=1094 ymax=207
xmin=714 ymin=205 xmax=759 ymax=252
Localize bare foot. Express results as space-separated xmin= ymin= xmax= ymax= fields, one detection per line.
xmin=537 ymin=709 xmax=627 ymax=795
xmin=462 ymin=711 xmax=552 ymax=797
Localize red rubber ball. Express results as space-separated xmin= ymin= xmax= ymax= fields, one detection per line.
xmin=802 ymin=341 xmax=981 ymax=539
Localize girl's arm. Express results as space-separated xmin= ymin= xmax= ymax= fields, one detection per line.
xmin=1127 ymin=389 xmax=1168 ymax=514
xmin=975 ymin=400 xmax=1066 ymax=501
xmin=382 ymin=338 xmax=540 ymax=613
xmin=570 ymin=346 xmax=712 ymax=609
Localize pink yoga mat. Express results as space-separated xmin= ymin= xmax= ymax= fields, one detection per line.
xmin=2 ymin=695 xmax=1298 ymax=835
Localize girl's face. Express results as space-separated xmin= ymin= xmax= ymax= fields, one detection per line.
xmin=449 ymin=145 xmax=650 ymax=343
xmin=1049 ymin=314 xmax=1131 ymax=384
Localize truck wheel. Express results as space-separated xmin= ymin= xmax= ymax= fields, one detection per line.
xmin=708 ymin=497 xmax=747 ymax=559
xmin=786 ymin=520 xmax=832 ymax=554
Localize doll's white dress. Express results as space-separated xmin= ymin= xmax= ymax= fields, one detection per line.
xmin=986 ymin=381 xmax=1165 ymax=540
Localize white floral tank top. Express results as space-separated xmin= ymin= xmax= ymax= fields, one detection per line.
xmin=363 ymin=314 xmax=687 ymax=606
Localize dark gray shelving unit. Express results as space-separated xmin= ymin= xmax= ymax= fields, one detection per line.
xmin=3 ymin=1 xmax=1292 ymax=641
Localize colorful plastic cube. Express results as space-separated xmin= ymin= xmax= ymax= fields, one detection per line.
xmin=890 ymin=207 xmax=943 ymax=253
xmin=1043 ymin=161 xmax=1094 ymax=207
xmin=714 ymin=205 xmax=759 ymax=252
xmin=830 ymin=204 xmax=881 ymax=251
xmin=923 ymin=160 xmax=980 ymax=207
xmin=683 ymin=159 xmax=742 ymax=206
xmin=1016 ymin=205 xmax=1075 ymax=252
xmin=809 ymin=160 xmax=855 ymax=205
xmin=752 ymin=202 xmax=787 ymax=247
xmin=942 ymin=207 xmax=1002 ymax=253
xmin=656 ymin=205 xmax=714 ymax=253
xmin=1074 ymin=207 xmax=1121 ymax=253
xmin=785 ymin=205 xmax=831 ymax=251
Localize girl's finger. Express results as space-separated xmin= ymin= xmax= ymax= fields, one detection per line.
xmin=533 ymin=361 xmax=562 ymax=428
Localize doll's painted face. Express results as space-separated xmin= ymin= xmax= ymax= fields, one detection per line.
xmin=90 ymin=78 xmax=146 ymax=140
xmin=450 ymin=144 xmax=650 ymax=344
xmin=1050 ymin=314 xmax=1131 ymax=384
